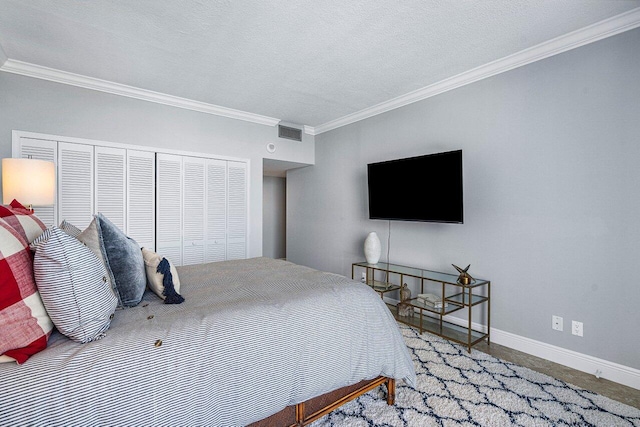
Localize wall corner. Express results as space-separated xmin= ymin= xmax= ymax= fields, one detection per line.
xmin=0 ymin=43 xmax=7 ymax=68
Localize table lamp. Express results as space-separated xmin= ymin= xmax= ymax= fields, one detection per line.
xmin=2 ymin=158 xmax=55 ymax=211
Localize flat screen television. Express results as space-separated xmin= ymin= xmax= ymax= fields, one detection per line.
xmin=367 ymin=150 xmax=463 ymax=223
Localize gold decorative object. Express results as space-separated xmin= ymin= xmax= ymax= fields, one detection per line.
xmin=397 ymin=302 xmax=414 ymax=318
xmin=399 ymin=283 xmax=411 ymax=302
xmin=452 ymin=264 xmax=474 ymax=285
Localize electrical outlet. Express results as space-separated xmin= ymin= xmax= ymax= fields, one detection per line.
xmin=552 ymin=315 xmax=563 ymax=331
xmin=572 ymin=321 xmax=583 ymax=337
xmin=361 ymin=272 xmax=366 ymax=282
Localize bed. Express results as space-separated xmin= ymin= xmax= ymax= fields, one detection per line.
xmin=1 ymin=256 xmax=416 ymax=426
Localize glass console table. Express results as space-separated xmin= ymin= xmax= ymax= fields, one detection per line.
xmin=352 ymin=261 xmax=490 ymax=352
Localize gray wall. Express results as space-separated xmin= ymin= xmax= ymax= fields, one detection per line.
xmin=287 ymin=28 xmax=640 ymax=368
xmin=0 ymin=72 xmax=315 ymax=258
xmin=263 ymin=175 xmax=286 ymax=259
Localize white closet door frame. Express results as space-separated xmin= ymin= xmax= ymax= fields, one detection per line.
xmin=206 ymin=158 xmax=227 ymax=263
xmin=127 ymin=150 xmax=156 ymax=251
xmin=182 ymin=156 xmax=206 ymax=266
xmin=156 ymin=153 xmax=183 ymax=266
xmin=12 ymin=130 xmax=251 ymax=258
xmin=13 ymin=137 xmax=58 ymax=227
xmin=227 ymin=160 xmax=248 ymax=260
xmin=95 ymin=146 xmax=127 ymax=232
xmin=57 ymin=142 xmax=94 ymax=230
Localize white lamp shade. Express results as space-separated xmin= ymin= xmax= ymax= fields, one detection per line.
xmin=2 ymin=158 xmax=55 ymax=206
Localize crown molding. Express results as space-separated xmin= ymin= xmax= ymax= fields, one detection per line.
xmin=0 ymin=59 xmax=281 ymax=127
xmin=313 ymin=7 xmax=640 ymax=135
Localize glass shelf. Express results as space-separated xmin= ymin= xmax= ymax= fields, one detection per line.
xmin=446 ymin=292 xmax=489 ymax=307
xmin=353 ymin=261 xmax=490 ymax=352
xmin=407 ymin=297 xmax=463 ymax=315
xmin=352 ymin=261 xmax=489 ymax=288
xmin=390 ymin=303 xmax=489 ymax=348
xmin=365 ymin=280 xmax=400 ymax=294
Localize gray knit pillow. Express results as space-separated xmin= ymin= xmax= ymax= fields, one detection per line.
xmin=95 ymin=213 xmax=146 ymax=308
xmin=32 ymin=227 xmax=117 ymax=343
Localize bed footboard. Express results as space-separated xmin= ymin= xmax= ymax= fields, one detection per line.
xmin=249 ymin=376 xmax=395 ymax=427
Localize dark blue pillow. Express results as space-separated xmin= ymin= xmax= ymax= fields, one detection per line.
xmin=96 ymin=213 xmax=146 ymax=307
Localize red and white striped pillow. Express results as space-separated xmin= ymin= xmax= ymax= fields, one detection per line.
xmin=0 ymin=218 xmax=53 ymax=364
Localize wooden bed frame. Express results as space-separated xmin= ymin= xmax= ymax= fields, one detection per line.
xmin=249 ymin=376 xmax=395 ymax=427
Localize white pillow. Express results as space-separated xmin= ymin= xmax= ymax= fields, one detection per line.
xmin=141 ymin=247 xmax=184 ymax=304
xmin=32 ymin=227 xmax=118 ymax=343
xmin=77 ymin=217 xmax=119 ymax=304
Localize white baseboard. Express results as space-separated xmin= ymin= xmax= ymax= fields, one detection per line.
xmin=490 ymin=327 xmax=640 ymax=391
xmin=384 ymin=297 xmax=640 ymax=390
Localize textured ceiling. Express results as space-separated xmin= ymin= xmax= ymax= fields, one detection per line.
xmin=0 ymin=0 xmax=639 ymax=128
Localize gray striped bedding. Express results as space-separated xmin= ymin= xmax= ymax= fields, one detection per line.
xmin=0 ymin=257 xmax=416 ymax=426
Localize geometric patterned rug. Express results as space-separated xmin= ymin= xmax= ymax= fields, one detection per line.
xmin=310 ymin=324 xmax=640 ymax=426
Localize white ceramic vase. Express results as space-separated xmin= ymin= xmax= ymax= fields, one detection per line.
xmin=364 ymin=231 xmax=381 ymax=264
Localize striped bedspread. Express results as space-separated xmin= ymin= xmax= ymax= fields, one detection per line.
xmin=0 ymin=257 xmax=416 ymax=426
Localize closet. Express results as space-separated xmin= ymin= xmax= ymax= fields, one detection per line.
xmin=155 ymin=154 xmax=247 ymax=265
xmin=13 ymin=133 xmax=247 ymax=265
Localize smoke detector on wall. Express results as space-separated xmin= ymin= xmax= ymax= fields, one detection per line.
xmin=266 ymin=142 xmax=276 ymax=153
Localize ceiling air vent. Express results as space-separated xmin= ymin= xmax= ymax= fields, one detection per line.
xmin=278 ymin=124 xmax=302 ymax=142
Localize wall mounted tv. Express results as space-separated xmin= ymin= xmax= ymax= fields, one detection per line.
xmin=367 ymin=149 xmax=463 ymax=223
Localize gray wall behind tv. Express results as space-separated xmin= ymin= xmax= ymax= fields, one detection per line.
xmin=0 ymin=72 xmax=315 ymax=258
xmin=287 ymin=28 xmax=640 ymax=369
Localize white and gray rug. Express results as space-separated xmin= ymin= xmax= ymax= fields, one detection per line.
xmin=311 ymin=324 xmax=640 ymax=426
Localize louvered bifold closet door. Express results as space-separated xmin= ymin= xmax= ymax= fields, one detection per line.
xmin=95 ymin=146 xmax=126 ymax=231
xmin=182 ymin=156 xmax=206 ymax=266
xmin=206 ymin=159 xmax=227 ymax=262
xmin=58 ymin=142 xmax=94 ymax=230
xmin=156 ymin=153 xmax=183 ymax=266
xmin=226 ymin=161 xmax=247 ymax=260
xmin=127 ymin=150 xmax=155 ymax=251
xmin=16 ymin=137 xmax=58 ymax=227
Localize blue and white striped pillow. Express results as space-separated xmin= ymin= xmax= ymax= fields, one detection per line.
xmin=59 ymin=219 xmax=82 ymax=238
xmin=32 ymin=227 xmax=118 ymax=343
